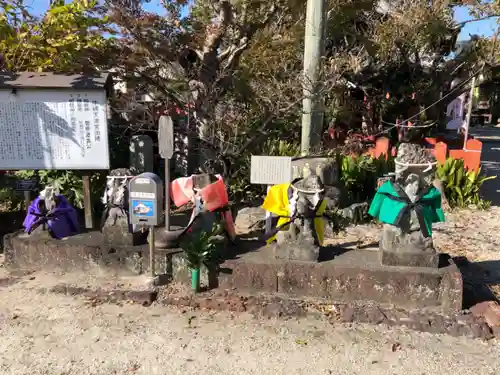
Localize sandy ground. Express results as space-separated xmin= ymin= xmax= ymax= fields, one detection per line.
xmin=1 ymin=128 xmax=500 ymax=375
xmin=0 ymin=269 xmax=499 ymax=375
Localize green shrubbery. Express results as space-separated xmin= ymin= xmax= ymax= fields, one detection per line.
xmin=436 ymin=158 xmax=494 ymax=210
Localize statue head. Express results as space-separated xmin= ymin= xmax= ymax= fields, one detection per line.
xmin=394 ymin=142 xmax=436 ymax=190
xmin=292 ymin=175 xmax=325 ymax=214
xmin=38 ymin=185 xmax=59 ymax=213
xmin=103 ymin=168 xmax=132 ymax=207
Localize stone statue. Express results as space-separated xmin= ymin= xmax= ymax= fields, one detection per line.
xmin=155 ymin=173 xmax=236 ymax=249
xmin=368 ymin=132 xmax=445 ymax=268
xmin=101 ymin=168 xmax=146 ymax=246
xmin=23 ymin=185 xmax=79 ymax=239
xmin=262 ymin=174 xmax=327 ymax=262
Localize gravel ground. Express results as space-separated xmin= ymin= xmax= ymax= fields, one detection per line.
xmin=0 ymin=273 xmax=499 ymax=375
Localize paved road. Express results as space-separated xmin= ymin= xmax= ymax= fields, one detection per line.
xmin=471 ymin=127 xmax=500 ymax=205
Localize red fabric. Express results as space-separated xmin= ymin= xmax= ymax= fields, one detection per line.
xmin=200 ymin=178 xmax=229 ymax=212
xmin=170 ymin=177 xmax=194 ymax=207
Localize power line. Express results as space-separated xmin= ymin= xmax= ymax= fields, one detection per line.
xmin=381 ymin=70 xmax=480 ymax=127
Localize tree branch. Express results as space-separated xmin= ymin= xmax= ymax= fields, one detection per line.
xmin=202 ymin=0 xmax=232 ymax=55
xmin=456 ymin=14 xmax=500 ymax=28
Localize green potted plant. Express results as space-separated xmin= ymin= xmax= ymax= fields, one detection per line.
xmin=181 ymin=224 xmax=224 ymax=292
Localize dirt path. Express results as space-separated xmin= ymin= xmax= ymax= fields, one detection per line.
xmin=0 ymin=271 xmax=498 ymax=375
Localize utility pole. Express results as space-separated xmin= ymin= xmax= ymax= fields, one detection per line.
xmin=301 ymin=0 xmax=327 ymax=156
xmin=463 ymin=76 xmax=476 ymax=150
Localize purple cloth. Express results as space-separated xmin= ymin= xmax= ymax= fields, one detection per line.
xmin=23 ymin=195 xmax=80 ymax=239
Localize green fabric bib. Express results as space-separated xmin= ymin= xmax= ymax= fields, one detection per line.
xmin=368 ymin=181 xmax=445 ymax=236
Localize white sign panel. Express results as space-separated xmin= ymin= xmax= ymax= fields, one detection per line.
xmin=250 ymin=155 xmax=292 ymax=185
xmin=130 ymin=191 xmax=155 ymax=199
xmin=446 ymin=93 xmax=466 ymax=131
xmin=158 ymin=115 xmax=174 ymax=159
xmin=0 ymin=89 xmax=109 ymax=170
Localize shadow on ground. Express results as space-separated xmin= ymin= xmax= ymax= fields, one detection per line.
xmin=0 ymin=211 xmax=25 ymax=252
xmin=471 ymin=127 xmax=500 ymax=206
xmin=454 ymin=256 xmax=500 ymax=309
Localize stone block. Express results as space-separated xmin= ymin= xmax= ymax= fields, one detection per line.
xmin=219 ymin=249 xmax=463 ymax=311
xmin=102 ymin=223 xmax=147 ymax=247
xmin=291 ymin=157 xmax=338 ymax=185
xmin=380 ymin=250 xmax=440 ymax=268
xmin=234 ymin=207 xmax=266 ymax=232
xmin=470 ymin=301 xmax=500 ymax=328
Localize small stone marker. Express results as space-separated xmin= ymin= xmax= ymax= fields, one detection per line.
xmin=15 ymin=179 xmax=38 ymax=212
xmin=129 ymin=135 xmax=154 ymax=174
xmin=250 ymin=156 xmax=293 ymax=234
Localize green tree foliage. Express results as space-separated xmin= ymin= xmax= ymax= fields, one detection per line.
xmin=0 ymin=1 xmax=110 ymax=211
xmin=0 ymin=0 xmax=110 ymax=72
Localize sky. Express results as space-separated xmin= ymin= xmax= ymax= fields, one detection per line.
xmin=27 ymin=1 xmax=499 ymax=42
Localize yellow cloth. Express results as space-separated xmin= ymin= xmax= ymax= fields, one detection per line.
xmin=261 ymin=183 xmax=327 ymax=245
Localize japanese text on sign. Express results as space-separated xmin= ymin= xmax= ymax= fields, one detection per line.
xmin=250 ymin=156 xmax=292 ymax=185
xmin=0 ymin=89 xmax=109 ymax=170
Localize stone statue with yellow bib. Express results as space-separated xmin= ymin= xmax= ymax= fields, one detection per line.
xmin=261 ymin=174 xmax=327 ymax=261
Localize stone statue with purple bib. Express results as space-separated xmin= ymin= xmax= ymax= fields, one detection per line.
xmin=23 ymin=185 xmax=80 ymax=239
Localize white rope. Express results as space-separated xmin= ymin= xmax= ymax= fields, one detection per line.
xmin=394 ymin=160 xmax=437 ymax=172
xmin=106 ymin=176 xmax=134 ymax=180
xmin=381 ymin=70 xmax=481 ymax=127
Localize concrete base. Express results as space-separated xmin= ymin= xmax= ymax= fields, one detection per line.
xmin=3 ymin=231 xmax=463 ymax=311
xmin=218 ymin=246 xmax=463 ymax=311
xmin=102 ymin=224 xmax=147 ymax=247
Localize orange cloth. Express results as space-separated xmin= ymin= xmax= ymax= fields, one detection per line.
xmin=169 ymin=175 xmax=235 ymax=240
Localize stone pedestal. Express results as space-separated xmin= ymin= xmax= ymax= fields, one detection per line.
xmin=380 ymin=250 xmax=439 ymax=268
xmin=379 ymin=218 xmax=439 ymax=268
xmin=271 ymin=240 xmax=319 ymax=262
xmin=102 ymin=220 xmax=147 ymax=246
xmin=271 ymin=222 xmax=320 ymax=262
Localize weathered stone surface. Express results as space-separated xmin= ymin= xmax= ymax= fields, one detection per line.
xmin=3 ymin=231 xmax=147 ymax=273
xmin=291 ymin=156 xmax=338 ymax=186
xmin=156 ymin=289 xmax=492 ymax=339
xmin=218 ymin=249 xmax=463 ymax=311
xmin=129 ymin=135 xmax=154 ymax=174
xmin=0 ymin=277 xmax=20 ymax=288
xmin=234 ymin=207 xmax=267 ymax=232
xmin=102 ymin=223 xmax=147 ymax=246
xmin=271 ymin=232 xmax=319 ymax=262
xmin=340 ymin=202 xmax=369 ymax=224
xmin=380 ymin=249 xmax=440 ymax=268
xmin=470 ymin=301 xmax=500 ymax=328
xmin=267 ymin=174 xmax=325 ymax=261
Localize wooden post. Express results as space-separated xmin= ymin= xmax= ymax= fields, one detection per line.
xmin=301 ymin=0 xmax=326 ymax=155
xmin=463 ymin=76 xmax=476 ymax=150
xmin=23 ymin=191 xmax=31 ymax=212
xmin=158 ymin=115 xmax=174 ymax=230
xmin=149 ymin=227 xmax=155 ymax=277
xmin=82 ymin=173 xmax=93 ymax=229
xmin=265 ymin=185 xmax=272 ymax=234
